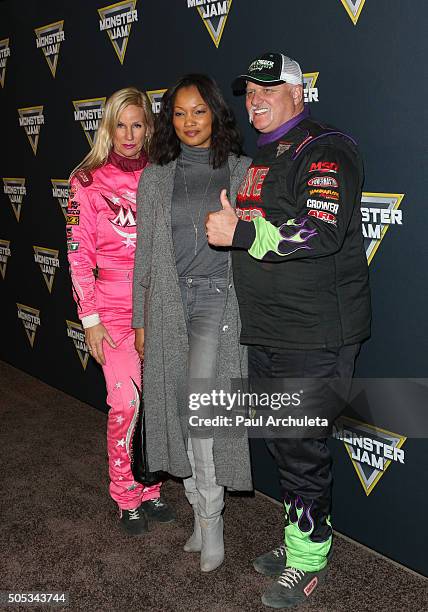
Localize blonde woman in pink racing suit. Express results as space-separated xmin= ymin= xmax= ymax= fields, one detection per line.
xmin=67 ymin=87 xmax=175 ymax=535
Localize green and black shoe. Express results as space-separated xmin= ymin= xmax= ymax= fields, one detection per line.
xmin=262 ymin=566 xmax=327 ymax=609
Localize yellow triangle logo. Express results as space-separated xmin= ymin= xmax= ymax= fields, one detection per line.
xmin=340 ymin=0 xmax=366 ymax=25
xmin=66 ymin=320 xmax=90 ymax=370
xmin=146 ymin=89 xmax=167 ymax=114
xmin=0 ymin=239 xmax=11 ymax=279
xmin=335 ymin=416 xmax=406 ymax=495
xmin=0 ymin=38 xmax=10 ymax=88
xmin=361 ymin=192 xmax=405 ymax=265
xmin=18 ymin=106 xmax=44 ymax=155
xmin=195 ymin=0 xmax=232 ymax=48
xmin=3 ymin=177 xmax=26 ymax=222
xmin=51 ymin=179 xmax=70 ymax=219
xmin=303 ymin=72 xmax=319 ymax=103
xmin=17 ymin=303 xmax=41 ymax=348
xmin=33 ymin=246 xmax=60 ymax=293
xmin=98 ymin=0 xmax=138 ymax=64
xmin=34 ymin=20 xmax=65 ymax=77
xmin=73 ymin=98 xmax=106 ymax=148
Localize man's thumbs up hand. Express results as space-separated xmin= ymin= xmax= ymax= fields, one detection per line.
xmin=205 ymin=189 xmax=238 ymax=247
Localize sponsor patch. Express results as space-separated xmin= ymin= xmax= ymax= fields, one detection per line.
xmin=308 ymin=209 xmax=337 ymax=225
xmin=276 ymin=141 xmax=293 ymax=157
xmin=304 ymin=577 xmax=318 ymax=597
xmin=309 ymin=188 xmax=340 ymax=200
xmin=306 ymin=199 xmax=339 ymax=214
xmin=237 ymin=165 xmax=270 ymax=202
xmin=67 ymin=241 xmax=79 ymax=252
xmin=66 ymin=215 xmax=79 ymax=225
xmin=236 ymin=206 xmax=265 ymax=222
xmin=308 ymin=176 xmax=338 ymax=188
xmin=309 ymin=161 xmax=339 ymax=173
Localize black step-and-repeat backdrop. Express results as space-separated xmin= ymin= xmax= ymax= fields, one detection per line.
xmin=1 ymin=0 xmax=427 ymax=576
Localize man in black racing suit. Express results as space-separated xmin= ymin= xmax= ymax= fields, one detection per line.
xmin=206 ymin=51 xmax=371 ymax=609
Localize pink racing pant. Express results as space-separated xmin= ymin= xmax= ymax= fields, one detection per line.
xmin=96 ymin=268 xmax=161 ymax=510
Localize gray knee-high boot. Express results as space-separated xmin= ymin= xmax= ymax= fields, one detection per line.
xmin=183 ymin=506 xmax=202 ymax=552
xmin=190 ymin=437 xmax=225 ymax=572
xmin=183 ymin=438 xmax=203 ymax=552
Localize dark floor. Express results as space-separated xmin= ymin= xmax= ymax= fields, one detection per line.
xmin=0 ymin=361 xmax=427 ymax=612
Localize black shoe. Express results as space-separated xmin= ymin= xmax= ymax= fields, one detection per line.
xmin=253 ymin=544 xmax=287 ymax=576
xmin=120 ymin=505 xmax=149 ymax=536
xmin=261 ymin=566 xmax=327 ymax=609
xmin=140 ymin=497 xmax=176 ymax=523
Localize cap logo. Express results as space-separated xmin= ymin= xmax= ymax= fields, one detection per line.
xmin=249 ymin=59 xmax=274 ymax=72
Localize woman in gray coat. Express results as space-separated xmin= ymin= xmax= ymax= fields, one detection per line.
xmin=132 ymin=74 xmax=253 ymax=572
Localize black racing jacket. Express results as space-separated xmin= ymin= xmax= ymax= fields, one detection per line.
xmin=232 ymin=117 xmax=371 ymax=349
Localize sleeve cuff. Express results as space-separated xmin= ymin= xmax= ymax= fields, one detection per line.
xmin=232 ymin=220 xmax=256 ymax=250
xmin=81 ymin=313 xmax=101 ymax=329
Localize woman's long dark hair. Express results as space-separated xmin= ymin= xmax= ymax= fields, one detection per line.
xmin=150 ymin=73 xmax=243 ymax=169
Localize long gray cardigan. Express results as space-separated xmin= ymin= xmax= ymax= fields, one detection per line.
xmin=132 ymin=154 xmax=253 ymax=491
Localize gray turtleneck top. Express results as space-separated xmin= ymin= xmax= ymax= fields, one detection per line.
xmin=171 ymin=143 xmax=230 ymax=278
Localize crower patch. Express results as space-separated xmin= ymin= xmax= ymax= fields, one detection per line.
xmin=146 ymin=89 xmax=167 ymax=114
xmin=0 ymin=38 xmax=10 ymax=88
xmin=340 ymin=0 xmax=367 ymax=25
xmin=51 ymin=179 xmax=70 ymax=219
xmin=361 ymin=192 xmax=404 ymax=264
xmin=3 ymin=178 xmax=26 ymax=222
xmin=0 ymin=239 xmax=11 ymax=279
xmin=66 ymin=320 xmax=89 ymax=370
xmin=98 ymin=0 xmax=138 ymax=64
xmin=34 ymin=20 xmax=65 ymax=77
xmin=334 ymin=416 xmax=406 ymax=496
xmin=187 ymin=0 xmax=232 ymax=48
xmin=303 ymin=72 xmax=319 ymax=103
xmin=73 ymin=98 xmax=106 ymax=147
xmin=17 ymin=303 xmax=41 ymax=347
xmin=18 ymin=106 xmax=44 ymax=155
xmin=33 ymin=246 xmax=60 ymax=293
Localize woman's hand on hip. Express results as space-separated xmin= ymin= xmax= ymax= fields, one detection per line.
xmin=134 ymin=328 xmax=145 ymax=361
xmin=85 ymin=323 xmax=116 ymax=366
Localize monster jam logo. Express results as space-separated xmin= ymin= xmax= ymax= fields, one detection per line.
xmin=0 ymin=239 xmax=11 ymax=279
xmin=0 ymin=38 xmax=10 ymax=88
xmin=33 ymin=246 xmax=60 ymax=293
xmin=66 ymin=320 xmax=89 ymax=370
xmin=334 ymin=416 xmax=406 ymax=495
xmin=18 ymin=106 xmax=44 ymax=155
xmin=361 ymin=192 xmax=405 ymax=265
xmin=34 ymin=20 xmax=65 ymax=77
xmin=187 ymin=0 xmax=232 ymax=48
xmin=98 ymin=0 xmax=138 ymax=64
xmin=3 ymin=178 xmax=26 ymax=222
xmin=303 ymin=72 xmax=319 ymax=103
xmin=73 ymin=98 xmax=106 ymax=147
xmin=17 ymin=303 xmax=41 ymax=347
xmin=51 ymin=179 xmax=70 ymax=219
xmin=146 ymin=89 xmax=167 ymax=114
xmin=340 ymin=0 xmax=366 ymax=25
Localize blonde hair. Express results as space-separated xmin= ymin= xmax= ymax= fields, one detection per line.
xmin=70 ymin=87 xmax=154 ymax=177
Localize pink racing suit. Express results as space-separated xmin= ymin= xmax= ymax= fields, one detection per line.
xmin=67 ymin=150 xmax=161 ymax=510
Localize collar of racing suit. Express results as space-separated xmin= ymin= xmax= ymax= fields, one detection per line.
xmin=107 ymin=149 xmax=148 ymax=172
xmin=257 ymin=104 xmax=310 ymax=148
